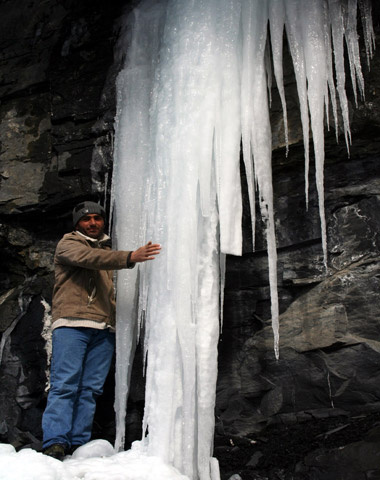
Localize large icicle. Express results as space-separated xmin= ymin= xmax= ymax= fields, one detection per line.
xmin=240 ymin=0 xmax=279 ymax=357
xmin=111 ymin=1 xmax=373 ymax=479
xmin=111 ymin=2 xmax=167 ymax=451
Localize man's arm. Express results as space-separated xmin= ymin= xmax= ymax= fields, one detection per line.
xmin=56 ymin=236 xmax=161 ymax=270
xmin=56 ymin=237 xmax=130 ymax=270
xmin=130 ymin=241 xmax=161 ymax=263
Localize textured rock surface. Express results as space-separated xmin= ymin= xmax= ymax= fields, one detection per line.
xmin=214 ymin=412 xmax=380 ymax=479
xmin=0 ymin=0 xmax=127 ymax=215
xmin=0 ymin=2 xmax=379 ymax=478
xmin=0 ymin=0 xmax=130 ymax=449
xmin=299 ymin=425 xmax=380 ymax=480
xmin=218 ymin=136 xmax=380 ymax=436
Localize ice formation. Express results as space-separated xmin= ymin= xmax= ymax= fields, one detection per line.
xmin=111 ymin=1 xmax=374 ymax=480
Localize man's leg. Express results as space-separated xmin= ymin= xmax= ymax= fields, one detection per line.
xmin=42 ymin=327 xmax=91 ymax=450
xmin=69 ymin=328 xmax=115 ymax=447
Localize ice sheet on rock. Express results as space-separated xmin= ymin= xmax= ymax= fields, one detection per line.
xmin=111 ymin=0 xmax=373 ymax=479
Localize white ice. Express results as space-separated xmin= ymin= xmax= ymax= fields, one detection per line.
xmin=110 ymin=1 xmax=373 ymax=480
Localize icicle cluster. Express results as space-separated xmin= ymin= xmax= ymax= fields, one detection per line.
xmin=111 ymin=1 xmax=374 ymax=479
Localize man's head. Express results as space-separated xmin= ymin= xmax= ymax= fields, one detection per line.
xmin=72 ymin=201 xmax=106 ymax=239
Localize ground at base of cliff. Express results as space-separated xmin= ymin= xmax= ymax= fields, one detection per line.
xmin=214 ymin=411 xmax=380 ymax=480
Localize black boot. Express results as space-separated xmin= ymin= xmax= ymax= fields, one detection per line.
xmin=43 ymin=444 xmax=66 ymax=461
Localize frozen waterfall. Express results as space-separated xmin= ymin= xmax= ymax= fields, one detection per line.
xmin=111 ymin=1 xmax=374 ymax=479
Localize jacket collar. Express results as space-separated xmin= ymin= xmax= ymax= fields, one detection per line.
xmin=75 ymin=230 xmax=111 ymax=245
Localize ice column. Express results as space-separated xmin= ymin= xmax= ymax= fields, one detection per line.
xmin=111 ymin=1 xmax=374 ymax=479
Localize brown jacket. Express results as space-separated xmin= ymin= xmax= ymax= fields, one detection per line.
xmin=52 ymin=231 xmax=134 ymax=328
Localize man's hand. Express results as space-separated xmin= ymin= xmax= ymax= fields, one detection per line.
xmin=130 ymin=241 xmax=161 ymax=263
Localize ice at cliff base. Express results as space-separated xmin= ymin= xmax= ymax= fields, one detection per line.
xmin=111 ymin=1 xmax=374 ymax=480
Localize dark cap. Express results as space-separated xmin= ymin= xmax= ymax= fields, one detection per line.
xmin=72 ymin=201 xmax=106 ymax=228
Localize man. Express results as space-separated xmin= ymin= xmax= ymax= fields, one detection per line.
xmin=42 ymin=201 xmax=160 ymax=460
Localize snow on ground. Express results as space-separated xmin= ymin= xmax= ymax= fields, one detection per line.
xmin=0 ymin=439 xmax=189 ymax=480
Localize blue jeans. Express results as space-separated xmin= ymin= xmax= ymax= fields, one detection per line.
xmin=42 ymin=327 xmax=115 ymax=449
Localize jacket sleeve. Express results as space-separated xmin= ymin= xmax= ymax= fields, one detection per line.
xmin=55 ymin=235 xmax=132 ymax=270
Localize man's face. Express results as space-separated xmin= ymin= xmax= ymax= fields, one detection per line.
xmin=76 ymin=214 xmax=105 ymax=239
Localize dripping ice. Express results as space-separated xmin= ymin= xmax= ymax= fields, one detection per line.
xmin=111 ymin=1 xmax=374 ymax=479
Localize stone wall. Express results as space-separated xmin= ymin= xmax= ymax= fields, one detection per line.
xmin=0 ymin=0 xmax=379 ymax=453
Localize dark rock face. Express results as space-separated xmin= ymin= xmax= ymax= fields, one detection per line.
xmin=219 ymin=150 xmax=380 ymax=434
xmin=0 ymin=295 xmax=47 ymax=448
xmin=0 ymin=0 xmax=131 ymax=449
xmin=214 ymin=412 xmax=380 ymax=479
xmin=0 ymin=0 xmax=379 ymax=477
xmin=299 ymin=425 xmax=380 ymax=480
